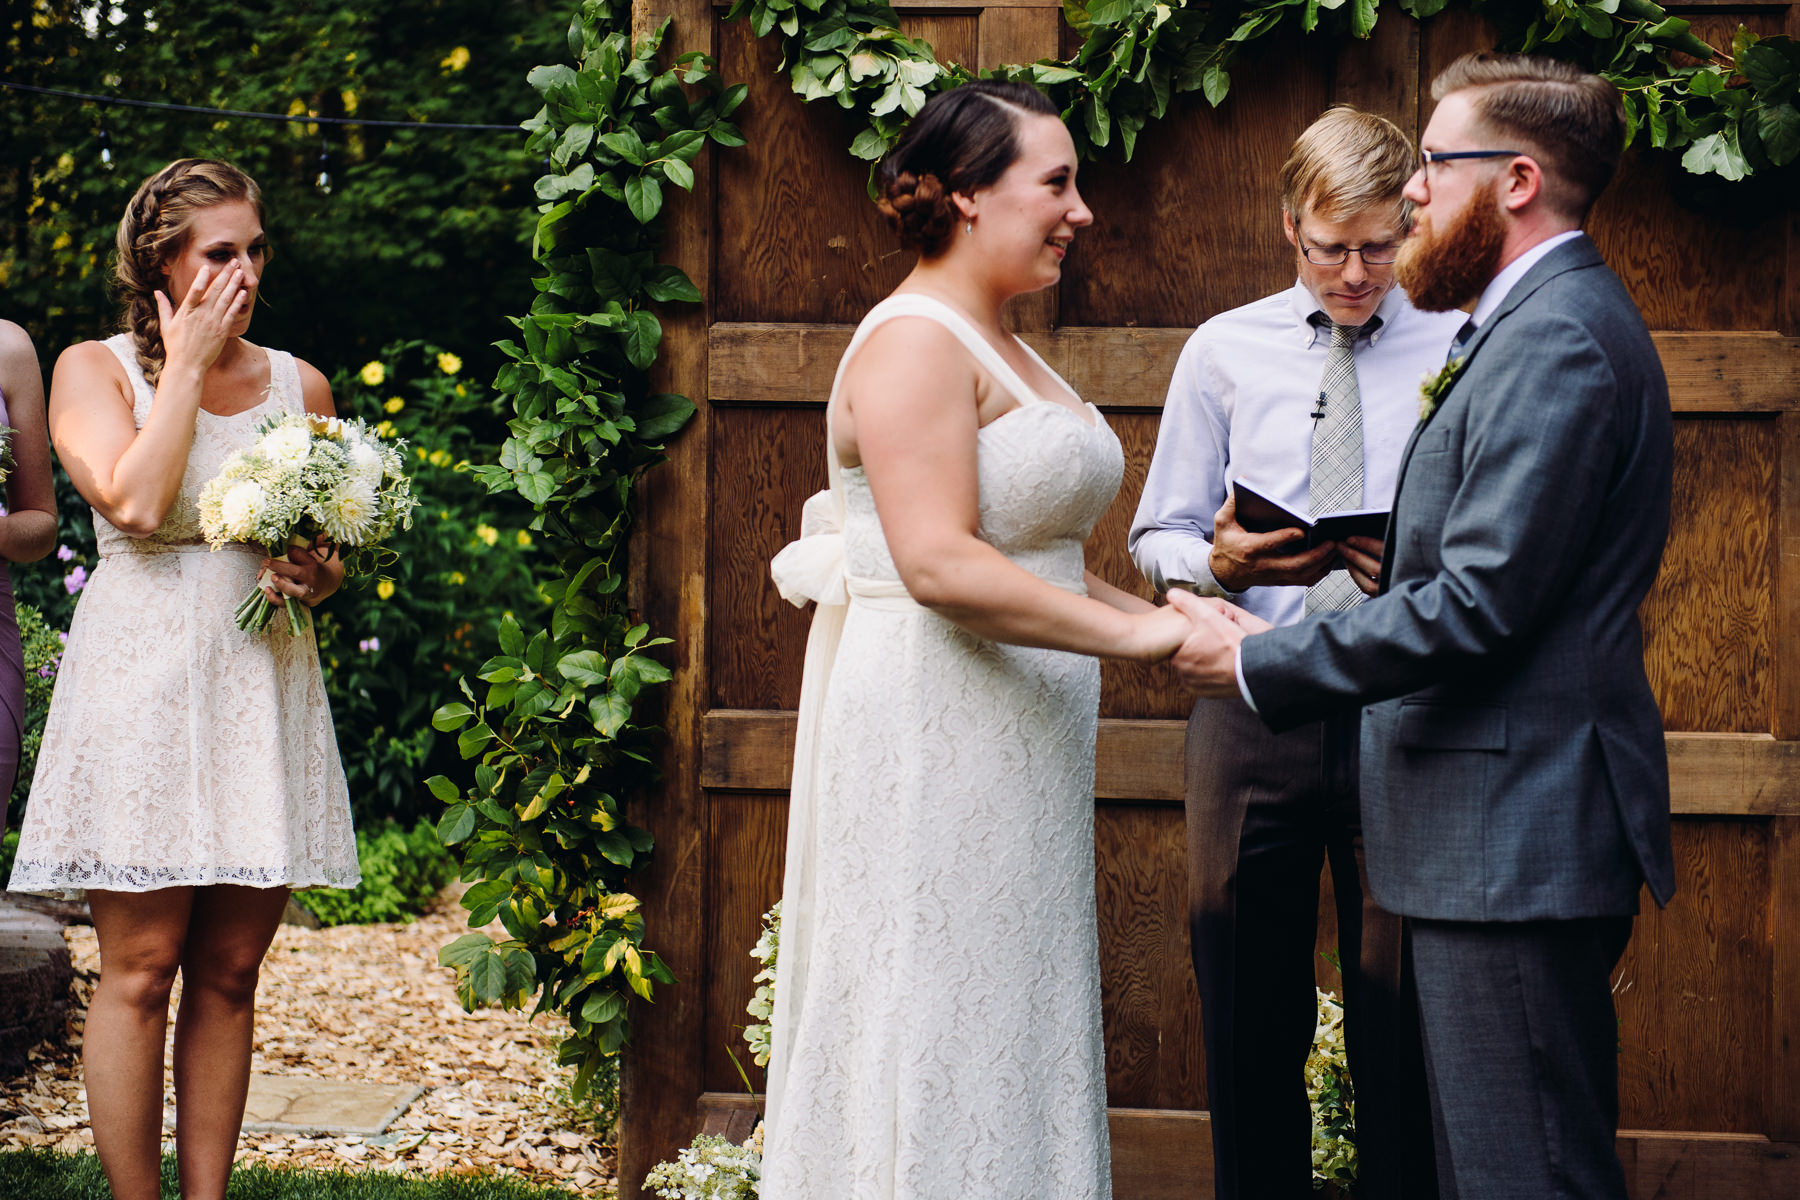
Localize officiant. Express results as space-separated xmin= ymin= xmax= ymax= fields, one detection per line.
xmin=1128 ymin=106 xmax=1462 ymax=1200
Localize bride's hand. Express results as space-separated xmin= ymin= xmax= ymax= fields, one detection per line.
xmin=1164 ymin=589 xmax=1260 ymax=695
xmin=1129 ymin=600 xmax=1200 ymax=662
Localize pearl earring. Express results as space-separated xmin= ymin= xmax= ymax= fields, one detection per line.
xmin=966 ymin=220 xmax=973 ymax=235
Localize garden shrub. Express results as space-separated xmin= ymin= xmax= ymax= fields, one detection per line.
xmin=295 ymin=818 xmax=458 ymax=927
xmin=6 ymin=602 xmax=66 ymax=827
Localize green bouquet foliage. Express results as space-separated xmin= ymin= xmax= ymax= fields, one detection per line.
xmin=429 ymin=0 xmax=742 ymax=1096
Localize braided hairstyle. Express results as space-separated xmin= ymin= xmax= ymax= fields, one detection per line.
xmin=114 ymin=158 xmax=267 ymax=386
xmin=876 ymin=82 xmax=1060 ymax=258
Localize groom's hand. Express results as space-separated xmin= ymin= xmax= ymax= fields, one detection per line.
xmin=1210 ymin=494 xmax=1338 ymax=592
xmin=1339 ymin=535 xmax=1385 ymax=597
xmin=1165 ymin=589 xmax=1255 ymax=697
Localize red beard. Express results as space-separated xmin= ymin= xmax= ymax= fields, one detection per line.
xmin=1395 ymin=190 xmax=1506 ymax=313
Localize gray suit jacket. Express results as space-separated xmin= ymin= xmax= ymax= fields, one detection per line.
xmin=1239 ymin=236 xmax=1676 ymax=921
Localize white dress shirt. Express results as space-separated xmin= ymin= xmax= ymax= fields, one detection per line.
xmin=1130 ymin=281 xmax=1466 ymax=629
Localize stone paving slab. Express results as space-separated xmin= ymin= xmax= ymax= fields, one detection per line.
xmin=0 ymin=892 xmax=74 ymax=1079
xmin=233 ymin=1074 xmax=425 ymax=1137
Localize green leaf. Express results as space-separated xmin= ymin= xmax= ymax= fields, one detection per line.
xmin=439 ymin=933 xmax=495 ymax=969
xmin=582 ymin=989 xmax=626 ymax=1024
xmin=559 ymin=649 xmax=610 ymax=686
xmin=662 ymin=157 xmax=695 ymax=191
xmin=632 ymin=393 xmax=696 ymax=440
xmin=1681 ymin=128 xmax=1750 ymax=180
xmin=438 ymin=803 xmax=478 ymax=845
xmin=624 ymin=173 xmax=664 ymax=223
xmin=624 ymin=310 xmax=663 ymax=368
xmin=498 ymin=613 xmax=526 ymax=658
xmin=591 ymin=691 xmax=633 ymax=738
xmin=1757 ymin=101 xmax=1800 ymax=166
xmin=427 ymin=774 xmax=462 ymax=803
xmin=431 ymin=703 xmax=474 ymax=733
xmin=1743 ymin=44 xmax=1800 ymax=101
xmin=458 ymin=721 xmax=497 ymax=758
xmin=642 ymin=266 xmax=703 ymax=304
xmin=1351 ymin=0 xmax=1377 ymax=38
xmin=1202 ymin=62 xmax=1230 ymax=107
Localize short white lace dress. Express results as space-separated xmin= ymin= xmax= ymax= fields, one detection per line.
xmin=763 ymin=294 xmax=1120 ymax=1199
xmin=9 ymin=334 xmax=359 ymax=896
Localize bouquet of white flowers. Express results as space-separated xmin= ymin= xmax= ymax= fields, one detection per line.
xmin=198 ymin=411 xmax=415 ymax=634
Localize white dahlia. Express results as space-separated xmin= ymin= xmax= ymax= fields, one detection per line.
xmin=219 ymin=480 xmax=266 ymax=540
xmin=317 ymin=477 xmax=379 ymax=544
xmin=258 ymin=423 xmax=312 ymax=467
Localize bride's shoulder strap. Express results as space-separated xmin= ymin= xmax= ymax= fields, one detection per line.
xmin=833 ymin=293 xmax=1038 ymax=407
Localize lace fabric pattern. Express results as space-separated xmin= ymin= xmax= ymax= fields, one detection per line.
xmin=9 ymin=334 xmax=359 ymax=896
xmin=762 ymin=296 xmax=1122 ymax=1199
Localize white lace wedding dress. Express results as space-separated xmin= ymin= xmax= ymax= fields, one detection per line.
xmin=764 ymin=294 xmax=1120 ymax=1199
xmin=9 ymin=335 xmax=359 ymax=896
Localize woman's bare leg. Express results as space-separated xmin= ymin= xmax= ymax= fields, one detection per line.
xmin=169 ymin=884 xmax=290 ymax=1200
xmin=86 ymin=887 xmax=196 ymax=1200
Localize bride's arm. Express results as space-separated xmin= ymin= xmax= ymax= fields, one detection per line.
xmin=843 ymin=321 xmax=1188 ymax=662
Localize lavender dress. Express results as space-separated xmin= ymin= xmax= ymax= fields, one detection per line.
xmin=0 ymin=386 xmax=25 ymax=802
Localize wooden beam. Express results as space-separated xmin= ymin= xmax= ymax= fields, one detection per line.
xmin=708 ymin=323 xmax=1800 ymax=414
xmin=1771 ymin=817 xmax=1800 ymax=1142
xmin=693 ymin=1094 xmax=1800 ymax=1199
xmin=702 ymin=711 xmax=1800 ymax=816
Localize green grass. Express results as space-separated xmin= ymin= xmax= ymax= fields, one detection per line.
xmin=0 ymin=1150 xmax=588 ymax=1199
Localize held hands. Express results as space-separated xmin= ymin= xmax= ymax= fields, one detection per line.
xmin=1209 ymin=493 xmax=1338 ymax=592
xmin=1165 ymin=588 xmax=1270 ymax=697
xmin=260 ymin=535 xmax=344 ymax=608
xmin=155 ymin=263 xmax=249 ymax=378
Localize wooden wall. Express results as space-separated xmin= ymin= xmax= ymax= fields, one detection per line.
xmin=625 ymin=0 xmax=1800 ymax=1196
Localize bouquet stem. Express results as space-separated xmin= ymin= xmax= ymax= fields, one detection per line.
xmin=235 ymin=540 xmax=311 ymax=636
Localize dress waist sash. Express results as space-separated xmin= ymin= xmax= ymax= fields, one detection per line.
xmin=844 ymin=572 xmax=1085 ymax=612
xmin=100 ymin=540 xmax=261 ymax=558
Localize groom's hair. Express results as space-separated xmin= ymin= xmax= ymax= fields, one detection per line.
xmin=1432 ymin=53 xmax=1625 ymax=221
xmin=1280 ymin=106 xmax=1416 ymax=232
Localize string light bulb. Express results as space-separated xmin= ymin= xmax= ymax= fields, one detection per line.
xmin=97 ymin=103 xmax=114 ymax=168
xmin=315 ymin=133 xmax=333 ymax=195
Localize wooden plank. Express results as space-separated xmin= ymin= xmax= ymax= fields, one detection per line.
xmin=710 ymin=323 xmax=1800 ymax=413
xmin=704 ymin=712 xmax=1800 ymax=816
xmin=620 ymin=2 xmax=713 ymax=1196
xmin=1642 ymin=420 xmax=1776 ymax=734
xmin=702 ymin=793 xmax=787 ymax=1095
xmin=1771 ymin=817 xmax=1800 ymax=1142
xmin=1777 ymin=413 xmax=1800 ymax=741
xmin=978 ymin=5 xmax=1062 ymax=333
xmin=1619 ymin=1129 xmax=1800 ymax=1199
xmin=1333 ymin=5 xmax=1420 ymax=131
xmin=1107 ymin=1108 xmax=1215 ymax=1200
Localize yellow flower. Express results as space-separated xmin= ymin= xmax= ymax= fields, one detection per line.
xmin=429 ymin=449 xmax=453 ymax=468
xmin=52 ymin=231 xmax=71 ymax=251
xmin=455 ymin=384 xmax=466 ymax=396
xmin=375 ymin=420 xmax=396 ymax=437
xmin=376 ymin=579 xmax=396 ymax=600
xmin=437 ymin=352 xmax=462 ymax=375
xmin=449 ymin=571 xmax=467 ymax=586
xmin=359 ymin=362 xmax=386 ymax=387
xmin=441 ymin=46 xmax=470 ymax=72
xmin=415 ymin=446 xmax=428 ymax=460
xmin=475 ymin=524 xmax=499 ymax=546
xmin=384 ymin=396 xmax=405 ymax=413
xmin=516 ymin=530 xmax=533 ymax=547
xmin=341 ymin=89 xmax=358 ymax=114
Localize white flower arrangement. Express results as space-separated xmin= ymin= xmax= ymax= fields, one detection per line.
xmin=743 ymin=901 xmax=780 ymax=1068
xmin=1307 ymin=986 xmax=1358 ymax=1191
xmin=643 ymin=1129 xmax=763 ymax=1199
xmin=198 ymin=411 xmax=416 ymax=633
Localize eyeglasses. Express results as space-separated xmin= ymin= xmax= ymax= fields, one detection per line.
xmin=1297 ymin=236 xmax=1401 ymax=266
xmin=1419 ymin=148 xmax=1526 ymax=171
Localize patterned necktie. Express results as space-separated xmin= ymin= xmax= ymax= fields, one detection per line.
xmin=1448 ymin=317 xmax=1477 ymax=361
xmin=1305 ymin=316 xmax=1380 ymax=614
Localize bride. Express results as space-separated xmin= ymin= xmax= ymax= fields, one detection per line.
xmin=764 ymin=81 xmax=1194 ymax=1198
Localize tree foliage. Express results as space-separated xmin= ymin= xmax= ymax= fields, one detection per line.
xmin=2 ymin=0 xmax=566 ymax=378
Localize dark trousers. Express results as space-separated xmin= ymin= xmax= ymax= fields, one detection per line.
xmin=1408 ymin=916 xmax=1634 ymax=1200
xmin=1185 ymin=696 xmax=1438 ymax=1200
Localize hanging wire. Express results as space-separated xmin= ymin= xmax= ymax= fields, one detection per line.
xmin=0 ymin=80 xmax=525 ymax=132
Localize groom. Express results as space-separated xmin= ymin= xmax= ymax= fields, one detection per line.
xmin=1170 ymin=53 xmax=1676 ymax=1200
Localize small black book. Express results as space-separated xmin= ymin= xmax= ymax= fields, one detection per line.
xmin=1232 ymin=478 xmax=1389 ymax=548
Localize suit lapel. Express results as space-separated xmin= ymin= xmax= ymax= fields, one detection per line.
xmin=1376 ymin=236 xmax=1604 ymax=593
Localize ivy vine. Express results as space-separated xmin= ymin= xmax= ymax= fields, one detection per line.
xmin=724 ymin=0 xmax=1800 ymax=183
xmin=429 ymin=0 xmax=743 ymax=1097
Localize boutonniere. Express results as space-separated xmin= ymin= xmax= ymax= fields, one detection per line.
xmin=1418 ymin=356 xmax=1467 ymax=423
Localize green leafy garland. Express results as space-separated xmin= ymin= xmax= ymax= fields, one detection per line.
xmin=725 ymin=0 xmax=1800 ymax=182
xmin=430 ymin=0 xmax=743 ymax=1097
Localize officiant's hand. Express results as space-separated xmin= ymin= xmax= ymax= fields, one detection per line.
xmin=1165 ymin=589 xmax=1256 ymax=696
xmin=1339 ymin=535 xmax=1385 ymax=597
xmin=1209 ymin=494 xmax=1338 ymax=592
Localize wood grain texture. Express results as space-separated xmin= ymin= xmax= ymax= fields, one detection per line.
xmin=1056 ymin=31 xmax=1334 ymax=329
xmin=710 ymin=323 xmax=1800 ymax=412
xmin=701 ymin=792 xmax=787 ymax=1094
xmin=1771 ymin=817 xmax=1800 ymax=1141
xmin=1094 ymin=805 xmax=1205 ymax=1110
xmin=1616 ymin=820 xmax=1770 ymax=1135
xmin=1641 ymin=419 xmax=1775 ymax=733
xmin=1108 ymin=1108 xmax=1215 ymax=1200
xmin=1777 ymin=415 xmax=1800 ymax=741
xmin=1333 ymin=8 xmax=1419 ymax=130
xmin=707 ymin=406 xmax=824 ymax=710
xmin=619 ymin=0 xmax=713 ymax=1191
xmin=704 ymin=711 xmax=1800 ymax=815
xmin=1619 ymin=1130 xmax=1800 ymax=1200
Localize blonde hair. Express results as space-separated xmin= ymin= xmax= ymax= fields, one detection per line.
xmin=115 ymin=158 xmax=266 ymax=386
xmin=1279 ymin=106 xmax=1415 ymax=230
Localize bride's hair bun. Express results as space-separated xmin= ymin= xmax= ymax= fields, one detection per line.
xmin=877 ymin=171 xmax=956 ymax=257
xmin=874 ymin=81 xmax=1060 ymax=260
